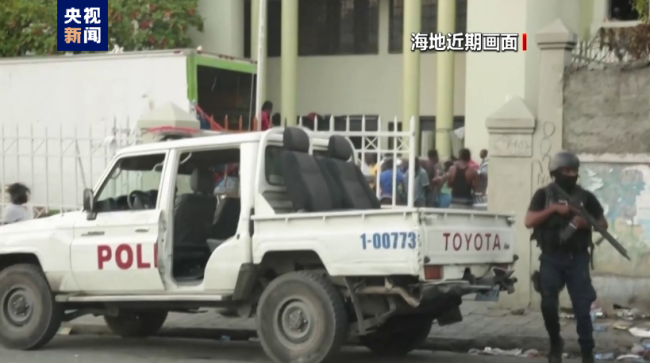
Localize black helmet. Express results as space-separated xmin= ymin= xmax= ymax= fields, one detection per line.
xmin=549 ymin=151 xmax=579 ymax=173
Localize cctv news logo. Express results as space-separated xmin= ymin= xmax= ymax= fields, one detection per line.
xmin=410 ymin=32 xmax=528 ymax=52
xmin=56 ymin=0 xmax=109 ymax=51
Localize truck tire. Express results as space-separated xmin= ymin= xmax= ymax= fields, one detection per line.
xmin=257 ymin=271 xmax=348 ymax=363
xmin=359 ymin=315 xmax=433 ymax=356
xmin=104 ymin=311 xmax=168 ymax=338
xmin=0 ymin=263 xmax=63 ymax=350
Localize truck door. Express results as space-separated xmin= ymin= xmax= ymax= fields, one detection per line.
xmin=71 ymin=152 xmax=168 ymax=293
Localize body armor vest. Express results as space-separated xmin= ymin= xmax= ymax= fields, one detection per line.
xmin=532 ymin=183 xmax=589 ymax=253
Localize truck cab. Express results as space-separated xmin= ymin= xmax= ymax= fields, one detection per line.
xmin=0 ymin=125 xmax=517 ymax=363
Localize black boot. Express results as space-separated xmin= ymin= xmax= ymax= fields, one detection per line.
xmin=548 ymin=338 xmax=564 ymax=363
xmin=581 ymin=350 xmax=594 ymax=363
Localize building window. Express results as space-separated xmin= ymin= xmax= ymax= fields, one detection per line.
xmin=244 ymin=0 xmax=378 ymax=57
xmin=608 ymin=0 xmax=640 ymax=21
xmin=299 ymin=0 xmax=379 ymax=56
xmin=244 ymin=0 xmax=282 ymax=58
xmin=388 ymin=0 xmax=468 ymax=54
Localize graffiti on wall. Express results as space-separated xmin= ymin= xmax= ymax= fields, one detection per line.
xmin=580 ymin=163 xmax=650 ymax=276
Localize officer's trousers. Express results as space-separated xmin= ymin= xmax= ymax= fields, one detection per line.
xmin=539 ymin=251 xmax=596 ymax=353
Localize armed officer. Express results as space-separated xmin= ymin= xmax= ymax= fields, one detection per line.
xmin=525 ymin=151 xmax=608 ymax=363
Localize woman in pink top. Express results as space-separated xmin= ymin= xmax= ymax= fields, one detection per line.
xmin=260 ymin=101 xmax=273 ymax=130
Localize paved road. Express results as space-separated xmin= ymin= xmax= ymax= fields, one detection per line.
xmin=1 ymin=336 xmax=581 ymax=363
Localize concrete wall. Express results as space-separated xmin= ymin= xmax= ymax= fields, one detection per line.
xmin=562 ymin=64 xmax=650 ymax=309
xmin=533 ymin=24 xmax=650 ymax=310
xmin=564 ymin=67 xmax=650 ymax=154
xmin=574 ymin=155 xmax=650 ymax=311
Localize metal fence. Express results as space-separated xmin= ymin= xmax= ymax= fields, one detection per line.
xmin=0 ymin=120 xmax=140 ymax=218
xmin=298 ymin=115 xmax=418 ymax=207
xmin=0 ymin=114 xmax=443 ymax=216
xmin=572 ymin=23 xmax=648 ymax=66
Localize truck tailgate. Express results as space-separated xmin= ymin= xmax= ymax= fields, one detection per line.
xmin=419 ymin=209 xmax=516 ymax=265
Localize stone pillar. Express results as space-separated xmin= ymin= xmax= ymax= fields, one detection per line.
xmin=251 ymin=0 xmax=260 ymax=60
xmin=486 ymin=96 xmax=535 ymax=309
xmin=281 ymin=0 xmax=298 ymax=126
xmin=532 ymin=21 xmax=575 ymax=191
xmin=402 ymin=0 xmax=421 ymax=147
xmin=529 ymin=20 xmax=577 ymax=309
xmin=435 ymin=0 xmax=455 ymax=159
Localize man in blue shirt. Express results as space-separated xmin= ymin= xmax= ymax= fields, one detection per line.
xmin=379 ymin=158 xmax=404 ymax=205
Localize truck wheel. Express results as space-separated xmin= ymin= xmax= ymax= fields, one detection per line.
xmin=359 ymin=315 xmax=433 ymax=356
xmin=257 ymin=271 xmax=348 ymax=363
xmin=0 ymin=264 xmax=63 ymax=350
xmin=104 ymin=311 xmax=168 ymax=338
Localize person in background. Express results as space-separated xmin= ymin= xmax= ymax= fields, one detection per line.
xmin=363 ymin=153 xmax=379 ymax=191
xmin=477 ymin=149 xmax=489 ymax=195
xmin=260 ymin=101 xmax=273 ymax=130
xmin=479 ymin=149 xmax=488 ymax=171
xmin=426 ymin=150 xmax=445 ymax=207
xmin=271 ymin=113 xmax=281 ymax=127
xmin=214 ymin=165 xmax=240 ymax=194
xmin=439 ymin=160 xmax=454 ymax=208
xmin=379 ymin=158 xmax=404 ymax=205
xmin=1 ymin=183 xmax=32 ymax=224
xmin=401 ymin=158 xmax=430 ymax=207
xmin=468 ymin=157 xmax=479 ymax=169
xmin=305 ymin=112 xmax=324 ymax=130
xmin=447 ymin=148 xmax=478 ymax=209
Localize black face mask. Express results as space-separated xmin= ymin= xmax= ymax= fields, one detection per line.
xmin=554 ymin=174 xmax=578 ymax=191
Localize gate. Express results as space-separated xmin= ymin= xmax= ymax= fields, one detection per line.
xmin=0 ymin=120 xmax=140 ymax=218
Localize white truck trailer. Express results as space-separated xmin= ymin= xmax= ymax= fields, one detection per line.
xmin=0 ymin=49 xmax=256 ymax=213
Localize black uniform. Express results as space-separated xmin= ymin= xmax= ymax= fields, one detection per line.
xmin=529 ymin=184 xmax=604 ymax=359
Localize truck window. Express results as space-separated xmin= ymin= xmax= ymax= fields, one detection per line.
xmin=172 ymin=148 xmax=241 ymax=255
xmin=95 ymin=153 xmax=166 ymax=212
xmin=174 ymin=148 xmax=241 ymax=196
xmin=264 ymin=146 xmax=327 ymax=186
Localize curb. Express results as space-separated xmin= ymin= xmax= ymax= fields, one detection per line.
xmin=62 ymin=323 xmax=630 ymax=356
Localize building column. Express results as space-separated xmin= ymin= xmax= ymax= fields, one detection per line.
xmin=579 ymin=0 xmax=594 ymax=41
xmin=402 ymin=0 xmax=421 ymax=149
xmin=435 ymin=0 xmax=455 ymax=159
xmin=251 ymin=0 xmax=266 ymax=108
xmin=281 ymin=0 xmax=298 ymax=126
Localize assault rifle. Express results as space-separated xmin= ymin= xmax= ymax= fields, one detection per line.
xmin=552 ymin=183 xmax=630 ymax=261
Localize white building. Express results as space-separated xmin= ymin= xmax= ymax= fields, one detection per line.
xmin=191 ymin=0 xmax=641 ymax=156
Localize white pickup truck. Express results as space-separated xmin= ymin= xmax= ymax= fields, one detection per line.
xmin=0 ymin=126 xmax=517 ymax=363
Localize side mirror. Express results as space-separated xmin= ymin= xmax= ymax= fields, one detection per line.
xmin=83 ymin=189 xmax=97 ymax=221
xmin=82 ymin=189 xmax=95 ymax=218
